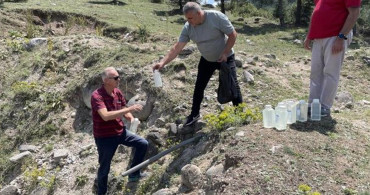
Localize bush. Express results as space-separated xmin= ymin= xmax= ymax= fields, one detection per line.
xmin=136 ymin=24 xmax=150 ymax=43
xmin=225 ymin=1 xmax=273 ymax=19
xmin=11 ymin=81 xmax=41 ymax=101
xmin=204 ymin=103 xmax=261 ymax=131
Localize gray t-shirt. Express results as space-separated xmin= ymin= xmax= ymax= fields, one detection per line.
xmin=179 ymin=10 xmax=235 ymax=62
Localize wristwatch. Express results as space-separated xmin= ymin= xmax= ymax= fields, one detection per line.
xmin=338 ymin=33 xmax=348 ymax=40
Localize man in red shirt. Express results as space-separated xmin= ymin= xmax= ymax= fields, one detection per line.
xmin=304 ymin=0 xmax=361 ymax=116
xmin=91 ymin=67 xmax=148 ymax=195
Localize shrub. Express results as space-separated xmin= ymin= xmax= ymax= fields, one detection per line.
xmin=136 ymin=24 xmax=150 ymax=43
xmin=226 ymin=1 xmax=273 ymax=19
xmin=75 ymin=175 xmax=88 ymax=187
xmin=11 ymin=81 xmax=41 ymax=101
xmin=204 ymin=103 xmax=261 ymax=131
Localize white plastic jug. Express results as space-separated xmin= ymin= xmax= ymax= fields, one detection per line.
xmin=263 ymin=105 xmax=275 ymax=128
xmin=311 ymin=99 xmax=321 ymax=121
xmin=153 ymin=70 xmax=163 ymax=87
xmin=275 ymin=103 xmax=287 ymax=131
xmin=286 ymin=100 xmax=297 ymax=124
xmin=129 ymin=118 xmax=140 ymax=133
xmin=297 ymin=100 xmax=308 ymax=122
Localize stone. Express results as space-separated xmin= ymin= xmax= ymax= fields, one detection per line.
xmin=236 ymin=131 xmax=245 ymax=137
xmin=155 ymin=118 xmax=166 ymax=127
xmin=363 ymin=56 xmax=370 ymax=65
xmin=181 ymin=164 xmax=202 ymax=190
xmin=335 ymin=91 xmax=353 ymax=105
xmin=19 ymin=145 xmax=38 ymax=153
xmin=264 ymin=54 xmax=276 ymax=59
xmin=346 ymin=55 xmax=355 ymax=61
xmin=226 ymin=127 xmax=236 ymax=131
xmin=293 ymin=39 xmax=302 ymax=44
xmin=24 ymin=38 xmax=48 ymax=50
xmin=235 ymin=57 xmax=243 ymax=68
xmin=9 ymin=151 xmax=32 ymax=162
xmin=359 ymin=100 xmax=370 ymax=105
xmin=169 ymin=123 xmax=177 ymax=134
xmin=53 ymin=149 xmax=69 ymax=162
xmin=79 ymin=144 xmax=93 ymax=154
xmin=237 ymin=17 xmax=244 ymax=21
xmin=243 ymin=71 xmax=254 ymax=84
xmin=152 ymin=188 xmax=175 ymax=195
xmin=206 ymin=164 xmax=224 ymax=178
xmin=0 ymin=185 xmax=19 ymax=195
xmin=147 ymin=132 xmax=164 ymax=146
xmin=179 ymin=45 xmax=196 ymax=55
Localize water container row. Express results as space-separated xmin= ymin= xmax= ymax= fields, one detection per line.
xmin=263 ymin=99 xmax=322 ymax=130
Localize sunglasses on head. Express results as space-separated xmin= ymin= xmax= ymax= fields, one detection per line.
xmin=109 ymin=76 xmax=120 ymax=80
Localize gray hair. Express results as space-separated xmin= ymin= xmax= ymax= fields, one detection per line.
xmin=101 ymin=67 xmax=116 ymax=81
xmin=183 ymin=2 xmax=201 ymax=14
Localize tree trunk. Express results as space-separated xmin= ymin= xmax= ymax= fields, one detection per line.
xmin=179 ymin=0 xmax=183 ymax=11
xmin=295 ymin=0 xmax=302 ymax=26
xmin=277 ymin=0 xmax=285 ymax=27
xmin=221 ymin=0 xmax=225 ymax=14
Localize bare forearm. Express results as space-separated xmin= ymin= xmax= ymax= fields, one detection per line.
xmin=102 ymin=107 xmax=132 ymax=121
xmin=339 ymin=8 xmax=360 ymax=35
xmin=124 ymin=112 xmax=134 ymax=121
xmin=222 ymin=31 xmax=236 ymax=56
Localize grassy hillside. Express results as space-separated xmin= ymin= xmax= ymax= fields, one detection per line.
xmin=0 ymin=0 xmax=369 ymax=194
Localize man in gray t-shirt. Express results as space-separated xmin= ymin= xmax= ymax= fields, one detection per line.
xmin=153 ymin=2 xmax=242 ymax=126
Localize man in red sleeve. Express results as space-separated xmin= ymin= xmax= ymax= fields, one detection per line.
xmin=304 ymin=0 xmax=361 ymax=116
xmin=91 ymin=67 xmax=148 ymax=195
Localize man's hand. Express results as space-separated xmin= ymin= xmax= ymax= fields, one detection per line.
xmin=332 ymin=38 xmax=344 ymax=54
xmin=304 ymin=37 xmax=312 ymax=50
xmin=128 ymin=104 xmax=143 ymax=112
xmin=152 ymin=62 xmax=164 ymax=72
xmin=217 ymin=53 xmax=227 ymax=63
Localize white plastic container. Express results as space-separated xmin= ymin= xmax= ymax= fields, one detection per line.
xmin=286 ymin=100 xmax=297 ymax=124
xmin=153 ymin=70 xmax=163 ymax=87
xmin=129 ymin=118 xmax=140 ymax=133
xmin=297 ymin=100 xmax=308 ymax=122
xmin=263 ymin=105 xmax=275 ymax=128
xmin=311 ymin=99 xmax=321 ymax=121
xmin=275 ymin=103 xmax=287 ymax=131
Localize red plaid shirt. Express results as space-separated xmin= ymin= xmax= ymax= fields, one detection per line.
xmin=91 ymin=85 xmax=126 ymax=138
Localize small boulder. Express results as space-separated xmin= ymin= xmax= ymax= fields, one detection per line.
xmin=53 ymin=149 xmax=69 ymax=162
xmin=9 ymin=151 xmax=32 ymax=162
xmin=19 ymin=145 xmax=38 ymax=153
xmin=152 ymin=188 xmax=175 ymax=195
xmin=335 ymin=91 xmax=354 ymax=107
xmin=206 ymin=164 xmax=224 ymax=178
xmin=0 ymin=185 xmax=19 ymax=195
xmin=243 ymin=71 xmax=254 ymax=84
xmin=181 ymin=164 xmax=202 ymax=190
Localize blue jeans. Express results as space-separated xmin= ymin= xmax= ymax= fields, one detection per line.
xmin=94 ymin=130 xmax=148 ymax=195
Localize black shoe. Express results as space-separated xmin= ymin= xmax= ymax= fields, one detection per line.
xmin=321 ymin=108 xmax=331 ymax=117
xmin=184 ymin=114 xmax=200 ymax=126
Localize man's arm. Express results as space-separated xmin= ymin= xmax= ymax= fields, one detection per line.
xmin=332 ymin=7 xmax=360 ymax=54
xmin=97 ymin=104 xmax=142 ymax=121
xmin=218 ymin=30 xmax=237 ymax=63
xmin=152 ymin=42 xmax=187 ymax=70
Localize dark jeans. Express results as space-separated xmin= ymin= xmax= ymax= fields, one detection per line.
xmin=94 ymin=130 xmax=148 ymax=195
xmin=191 ymin=54 xmax=243 ymax=116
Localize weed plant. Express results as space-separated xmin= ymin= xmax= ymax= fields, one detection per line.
xmin=204 ymin=103 xmax=261 ymax=131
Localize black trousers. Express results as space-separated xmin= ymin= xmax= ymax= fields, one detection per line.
xmin=191 ymin=54 xmax=243 ymax=116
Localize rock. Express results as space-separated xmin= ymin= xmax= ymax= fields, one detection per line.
xmin=359 ymin=100 xmax=370 ymax=105
xmin=363 ymin=56 xmax=370 ymax=65
xmin=237 ymin=17 xmax=244 ymax=21
xmin=181 ymin=164 xmax=202 ymax=190
xmin=253 ymin=56 xmax=259 ymax=61
xmin=179 ymin=45 xmax=196 ymax=55
xmin=293 ymin=39 xmax=302 ymax=44
xmin=71 ymin=112 xmax=76 ymax=118
xmin=235 ymin=57 xmax=243 ymax=68
xmin=155 ymin=118 xmax=166 ymax=127
xmin=226 ymin=127 xmax=236 ymax=131
xmin=19 ymin=145 xmax=38 ymax=153
xmin=346 ymin=55 xmax=355 ymax=61
xmin=243 ymin=71 xmax=254 ymax=84
xmin=335 ymin=91 xmax=353 ymax=106
xmin=152 ymin=188 xmax=175 ymax=195
xmin=177 ymin=124 xmax=194 ymax=135
xmin=235 ymin=131 xmax=245 ymax=137
xmin=79 ymin=144 xmax=93 ymax=154
xmin=169 ymin=123 xmax=177 ymax=134
xmin=147 ymin=132 xmax=164 ymax=146
xmin=24 ymin=38 xmax=48 ymax=50
xmin=264 ymin=54 xmax=276 ymax=59
xmin=345 ymin=102 xmax=354 ymax=109
xmin=206 ymin=164 xmax=224 ymax=178
xmin=194 ymin=120 xmax=207 ymax=131
xmin=0 ymin=185 xmax=18 ymax=195
xmin=160 ymin=17 xmax=167 ymax=21
xmin=53 ymin=149 xmax=69 ymax=162
xmin=9 ymin=151 xmax=32 ymax=162
xmin=224 ymin=153 xmax=243 ymax=170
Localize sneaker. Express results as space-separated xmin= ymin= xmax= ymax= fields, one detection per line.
xmin=128 ymin=172 xmax=150 ymax=182
xmin=184 ymin=114 xmax=200 ymax=126
xmin=321 ymin=107 xmax=331 ymax=117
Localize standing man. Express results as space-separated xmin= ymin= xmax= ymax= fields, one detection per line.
xmin=304 ymin=0 xmax=361 ymax=116
xmin=91 ymin=67 xmax=148 ymax=195
xmin=153 ymin=2 xmax=243 ymax=126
